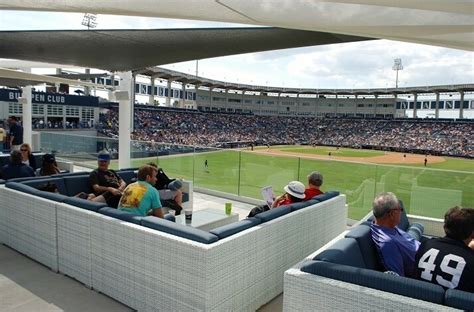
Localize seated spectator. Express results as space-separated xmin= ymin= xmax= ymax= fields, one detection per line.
xmin=0 ymin=150 xmax=35 ymax=179
xmin=36 ymin=153 xmax=61 ymax=176
xmin=415 ymin=207 xmax=474 ymax=292
xmin=304 ymin=171 xmax=324 ymax=200
xmin=148 ymin=163 xmax=183 ymax=215
xmin=19 ymin=143 xmax=37 ymax=170
xmin=247 ymin=181 xmax=305 ymax=217
xmin=118 ymin=164 xmax=164 ymax=218
xmin=370 ymin=192 xmax=420 ymax=277
xmin=88 ymin=150 xmax=126 ymax=208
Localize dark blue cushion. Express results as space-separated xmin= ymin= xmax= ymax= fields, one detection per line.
xmin=22 ymin=177 xmax=67 ymax=195
xmin=6 ymin=181 xmax=41 ymax=196
xmin=289 ymin=198 xmax=319 ymax=212
xmin=445 ymin=289 xmax=474 ymax=310
xmin=301 ymin=260 xmax=445 ymax=304
xmin=54 ymin=171 xmax=90 ymax=177
xmin=33 ymin=153 xmax=44 ymax=169
xmin=63 ymin=175 xmax=92 ymax=197
xmin=0 ymin=179 xmax=5 ymax=184
xmin=312 ymin=191 xmax=340 ymax=202
xmin=6 ymin=181 xmax=68 ymax=201
xmin=63 ymin=197 xmax=107 ymax=212
xmin=141 ymin=216 xmax=219 ymax=244
xmin=255 ymin=205 xmax=291 ymax=223
xmin=210 ymin=217 xmax=261 ymax=239
xmin=345 ymin=224 xmax=384 ymax=271
xmin=313 ymin=237 xmax=366 ymax=269
xmin=9 ymin=175 xmax=51 ymax=183
xmin=99 ymin=207 xmax=143 ymax=225
xmin=36 ymin=191 xmax=69 ymax=202
xmin=116 ymin=170 xmax=135 ymax=184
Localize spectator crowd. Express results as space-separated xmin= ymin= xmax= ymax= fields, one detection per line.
xmin=97 ymin=108 xmax=474 ymax=158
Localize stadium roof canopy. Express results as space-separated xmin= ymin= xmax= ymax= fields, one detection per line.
xmin=1 ymin=0 xmax=472 ymax=51
xmin=0 ymin=28 xmax=371 ymax=72
xmin=140 ymin=67 xmax=474 ymax=95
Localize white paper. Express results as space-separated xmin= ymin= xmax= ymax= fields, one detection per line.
xmin=261 ymin=186 xmax=274 ymax=206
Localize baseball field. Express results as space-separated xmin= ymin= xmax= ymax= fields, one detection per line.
xmin=124 ymin=145 xmax=474 ymax=220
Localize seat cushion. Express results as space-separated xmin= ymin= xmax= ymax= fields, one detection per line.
xmin=210 ymin=217 xmax=261 ymax=239
xmin=6 ymin=181 xmax=68 ymax=202
xmin=445 ymin=289 xmax=474 ymax=311
xmin=99 ymin=207 xmax=143 ymax=225
xmin=289 ymin=198 xmax=319 ymax=212
xmin=117 ymin=170 xmax=136 ymax=184
xmin=406 ymin=223 xmax=424 ymax=241
xmin=63 ymin=175 xmax=92 ymax=197
xmin=312 ymin=191 xmax=340 ymax=202
xmin=63 ymin=197 xmax=107 ymax=212
xmin=300 ymin=260 xmax=445 ymax=304
xmin=255 ymin=205 xmax=291 ymax=223
xmin=141 ymin=216 xmax=219 ymax=244
xmin=345 ymin=224 xmax=384 ymax=271
xmin=313 ymin=237 xmax=366 ymax=269
xmin=22 ymin=177 xmax=67 ymax=195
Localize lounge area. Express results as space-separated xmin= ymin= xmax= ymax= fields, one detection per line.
xmin=0 ymin=169 xmax=348 ymax=311
xmin=283 ymin=212 xmax=474 ymax=311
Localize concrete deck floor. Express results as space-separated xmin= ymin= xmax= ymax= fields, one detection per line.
xmin=0 ymin=192 xmax=283 ymax=312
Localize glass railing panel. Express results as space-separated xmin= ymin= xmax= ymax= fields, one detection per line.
xmin=39 ymin=131 xmax=119 ymax=169
xmin=239 ymin=151 xmax=300 ymax=199
xmin=299 ymin=158 xmax=377 ymax=220
xmin=191 ymin=147 xmax=240 ymax=194
xmin=406 ymin=167 xmax=473 ymax=218
xmin=153 ymin=143 xmax=196 ymax=181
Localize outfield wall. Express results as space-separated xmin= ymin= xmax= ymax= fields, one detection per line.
xmin=39 ymin=133 xmax=473 ymax=220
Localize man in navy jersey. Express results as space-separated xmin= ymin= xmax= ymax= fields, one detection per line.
xmin=415 ymin=207 xmax=474 ymax=292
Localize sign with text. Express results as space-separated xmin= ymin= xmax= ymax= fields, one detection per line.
xmin=0 ymin=88 xmax=99 ymax=107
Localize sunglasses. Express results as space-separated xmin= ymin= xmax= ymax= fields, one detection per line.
xmin=20 ymin=149 xmax=28 ymax=152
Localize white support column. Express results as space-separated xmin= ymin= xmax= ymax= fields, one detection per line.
xmin=166 ymin=80 xmax=172 ymax=107
xmin=181 ymin=82 xmax=186 ymax=108
xmin=116 ymin=71 xmax=134 ymax=169
xmin=19 ymin=85 xmax=32 ymax=146
xmin=374 ymin=94 xmax=378 ymax=116
xmin=459 ymin=91 xmax=464 ymax=119
xmin=435 ymin=92 xmax=440 ymax=119
xmin=149 ymin=77 xmax=155 ymax=105
xmin=413 ymin=93 xmax=418 ymax=118
xmin=84 ymin=68 xmax=91 ymax=96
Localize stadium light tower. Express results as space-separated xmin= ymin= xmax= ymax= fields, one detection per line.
xmin=392 ymin=58 xmax=403 ymax=88
xmin=81 ymin=13 xmax=98 ymax=30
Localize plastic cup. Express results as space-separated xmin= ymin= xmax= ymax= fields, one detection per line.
xmin=185 ymin=209 xmax=192 ymax=221
xmin=225 ymin=202 xmax=232 ymax=215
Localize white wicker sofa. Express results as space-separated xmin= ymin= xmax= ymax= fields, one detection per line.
xmin=0 ymin=175 xmax=348 ymax=311
xmin=283 ymin=215 xmax=474 ymax=311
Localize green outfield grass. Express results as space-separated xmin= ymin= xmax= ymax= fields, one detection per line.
xmin=402 ymin=157 xmax=474 ymax=172
xmin=277 ymin=146 xmax=385 ymax=157
xmin=120 ymin=149 xmax=472 ymax=221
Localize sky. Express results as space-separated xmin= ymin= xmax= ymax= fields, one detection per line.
xmin=0 ymin=10 xmax=473 ymax=90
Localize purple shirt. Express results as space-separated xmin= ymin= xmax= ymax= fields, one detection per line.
xmin=371 ymin=223 xmax=420 ymax=276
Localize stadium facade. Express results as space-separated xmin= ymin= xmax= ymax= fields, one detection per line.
xmin=2 ymin=67 xmax=472 ymax=127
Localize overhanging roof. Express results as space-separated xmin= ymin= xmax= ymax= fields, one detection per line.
xmin=1 ymin=0 xmax=472 ymax=50
xmin=0 ymin=67 xmax=111 ymax=88
xmin=0 ymin=28 xmax=372 ymax=72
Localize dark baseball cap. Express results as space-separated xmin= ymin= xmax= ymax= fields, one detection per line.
xmin=42 ymin=153 xmax=56 ymax=164
xmin=97 ymin=150 xmax=111 ymax=161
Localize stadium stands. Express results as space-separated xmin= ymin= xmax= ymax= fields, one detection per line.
xmin=98 ymin=108 xmax=474 ymax=158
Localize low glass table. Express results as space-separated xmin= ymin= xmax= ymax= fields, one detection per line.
xmin=175 ymin=208 xmax=239 ymax=231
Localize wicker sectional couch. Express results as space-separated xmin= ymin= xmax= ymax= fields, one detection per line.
xmin=283 ymin=215 xmax=474 ymax=311
xmin=0 ymin=173 xmax=348 ymax=311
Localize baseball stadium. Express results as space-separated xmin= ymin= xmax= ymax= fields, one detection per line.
xmin=0 ymin=1 xmax=473 ymax=311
